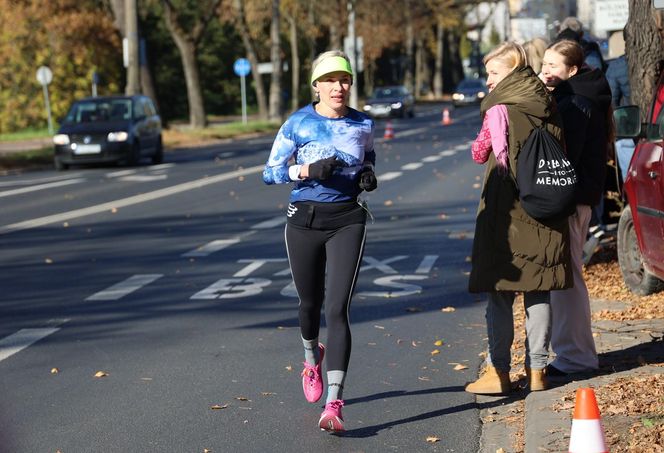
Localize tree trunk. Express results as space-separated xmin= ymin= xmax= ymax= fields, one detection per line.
xmin=162 ymin=2 xmax=207 ymax=128
xmin=434 ymin=20 xmax=444 ymax=98
xmin=268 ymin=0 xmax=283 ymax=121
xmin=234 ymin=0 xmax=268 ymax=120
xmin=171 ymin=35 xmax=207 ymax=128
xmin=286 ymin=14 xmax=300 ymax=112
xmin=625 ymin=0 xmax=664 ymax=116
xmin=364 ymin=59 xmax=375 ymax=97
xmin=403 ymin=0 xmax=414 ymax=93
xmin=415 ymin=37 xmax=423 ymax=98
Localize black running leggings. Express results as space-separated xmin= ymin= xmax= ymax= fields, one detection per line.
xmin=285 ymin=221 xmax=366 ymax=372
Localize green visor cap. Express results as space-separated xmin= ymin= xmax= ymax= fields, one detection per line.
xmin=310 ymin=56 xmax=353 ymax=86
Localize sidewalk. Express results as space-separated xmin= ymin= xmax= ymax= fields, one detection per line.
xmin=477 ymin=297 xmax=664 ymax=452
xmin=0 ymin=137 xmax=52 ymax=155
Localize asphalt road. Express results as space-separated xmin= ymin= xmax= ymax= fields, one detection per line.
xmin=0 ymin=104 xmax=490 ymax=453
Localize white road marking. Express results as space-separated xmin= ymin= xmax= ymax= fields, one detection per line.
xmin=415 ymin=255 xmax=439 ymax=274
xmin=0 ymin=173 xmax=83 ymax=188
xmin=0 ymin=327 xmax=61 ymax=362
xmin=439 ymin=150 xmax=457 ymax=157
xmin=378 ymin=171 xmax=403 ymax=181
xmin=0 ymin=178 xmax=85 ymax=198
xmin=106 ymin=169 xmax=136 ymax=178
xmin=376 ymin=126 xmax=428 ymax=143
xmin=454 ymin=143 xmax=469 ymax=151
xmin=119 ymin=175 xmax=168 ymax=182
xmin=0 ymin=164 xmax=264 ymax=235
xmin=448 ymin=231 xmax=474 ymax=240
xmin=147 ymin=163 xmax=175 ymax=170
xmin=251 ymin=216 xmax=286 ymax=229
xmin=401 ymin=162 xmax=423 ymax=170
xmin=182 ymin=239 xmax=242 ymax=257
xmin=86 ymin=274 xmax=163 ymax=301
xmin=421 ymin=155 xmax=442 ymax=162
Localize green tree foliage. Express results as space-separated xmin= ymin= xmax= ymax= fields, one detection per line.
xmin=0 ymin=0 xmax=121 ymax=133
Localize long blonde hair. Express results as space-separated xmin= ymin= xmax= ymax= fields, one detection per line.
xmin=483 ymin=41 xmax=528 ymax=70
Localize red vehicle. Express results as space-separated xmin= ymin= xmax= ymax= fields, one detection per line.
xmin=614 ymin=74 xmax=664 ymax=295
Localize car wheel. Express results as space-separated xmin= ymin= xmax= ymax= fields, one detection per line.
xmin=152 ymin=136 xmax=163 ymax=164
xmin=54 ymin=157 xmax=68 ymax=171
xmin=127 ymin=142 xmax=141 ymax=166
xmin=617 ymin=206 xmax=664 ymax=295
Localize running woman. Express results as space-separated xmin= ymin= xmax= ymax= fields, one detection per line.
xmin=263 ymin=50 xmax=376 ymax=433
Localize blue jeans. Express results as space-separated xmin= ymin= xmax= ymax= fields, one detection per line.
xmin=616 ymin=139 xmax=636 ymax=182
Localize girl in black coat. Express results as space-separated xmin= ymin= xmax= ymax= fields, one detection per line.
xmin=539 ymin=39 xmax=612 ymax=376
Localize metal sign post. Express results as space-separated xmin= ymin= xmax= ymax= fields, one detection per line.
xmin=233 ymin=58 xmax=251 ymax=124
xmin=36 ymin=66 xmax=54 ymax=135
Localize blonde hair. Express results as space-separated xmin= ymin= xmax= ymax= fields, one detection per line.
xmin=311 ymin=50 xmax=352 ymax=86
xmin=483 ymin=41 xmax=528 ymax=70
xmin=524 ymin=37 xmax=549 ymax=73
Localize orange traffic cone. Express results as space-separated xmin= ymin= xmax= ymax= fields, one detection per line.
xmin=441 ymin=108 xmax=452 ymax=125
xmin=568 ymin=388 xmax=608 ymax=453
xmin=384 ymin=120 xmax=395 ymax=139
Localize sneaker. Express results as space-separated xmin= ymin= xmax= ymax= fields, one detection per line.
xmin=318 ymin=399 xmax=345 ymax=432
xmin=301 ymin=343 xmax=325 ymax=403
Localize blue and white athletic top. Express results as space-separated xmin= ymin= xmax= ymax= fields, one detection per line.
xmin=263 ymin=103 xmax=375 ymax=203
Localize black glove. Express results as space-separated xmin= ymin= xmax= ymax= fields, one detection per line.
xmin=307 ymin=157 xmax=343 ymax=180
xmin=358 ymin=168 xmax=377 ymax=192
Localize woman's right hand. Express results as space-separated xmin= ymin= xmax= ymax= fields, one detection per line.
xmin=302 ymin=157 xmax=343 ymax=180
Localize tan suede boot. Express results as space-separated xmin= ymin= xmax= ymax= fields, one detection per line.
xmin=465 ymin=365 xmax=511 ymax=395
xmin=526 ymin=367 xmax=548 ymax=391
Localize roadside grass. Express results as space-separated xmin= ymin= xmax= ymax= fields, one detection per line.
xmin=0 ymin=128 xmax=52 ymax=142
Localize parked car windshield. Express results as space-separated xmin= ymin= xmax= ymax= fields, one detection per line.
xmin=373 ymin=87 xmax=407 ymax=99
xmin=64 ymin=99 xmax=133 ymax=124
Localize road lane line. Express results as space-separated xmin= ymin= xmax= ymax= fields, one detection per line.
xmin=378 ymin=171 xmax=403 ymax=181
xmin=0 ymin=178 xmax=85 ymax=198
xmin=251 ymin=216 xmax=286 ymax=229
xmin=85 ymin=274 xmax=163 ymax=301
xmin=119 ymin=175 xmax=168 ymax=182
xmin=401 ymin=163 xmax=423 ymax=170
xmin=421 ymin=155 xmax=442 ymax=162
xmin=439 ymin=150 xmax=457 ymax=157
xmin=0 ymin=173 xmax=83 ymax=188
xmin=182 ymin=238 xmax=242 ymax=257
xmin=0 ymin=164 xmax=264 ymax=235
xmin=106 ymin=169 xmax=137 ymax=178
xmin=0 ymin=327 xmax=61 ymax=362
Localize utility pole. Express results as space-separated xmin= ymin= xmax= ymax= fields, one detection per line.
xmin=347 ymin=0 xmax=358 ymax=109
xmin=125 ymin=0 xmax=140 ymax=95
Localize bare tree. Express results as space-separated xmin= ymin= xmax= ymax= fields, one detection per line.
xmin=233 ymin=0 xmax=268 ymax=120
xmin=403 ymin=0 xmax=414 ymax=93
xmin=161 ymin=0 xmax=222 ymax=128
xmin=625 ymin=0 xmax=664 ymax=115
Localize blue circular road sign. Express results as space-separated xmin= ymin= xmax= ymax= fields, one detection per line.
xmin=234 ymin=58 xmax=251 ymax=77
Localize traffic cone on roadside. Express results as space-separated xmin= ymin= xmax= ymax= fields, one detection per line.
xmin=568 ymin=388 xmax=608 ymax=453
xmin=441 ymin=108 xmax=452 ymax=125
xmin=384 ymin=120 xmax=395 ymax=139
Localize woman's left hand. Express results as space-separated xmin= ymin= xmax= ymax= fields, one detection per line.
xmin=358 ymin=169 xmax=377 ymax=192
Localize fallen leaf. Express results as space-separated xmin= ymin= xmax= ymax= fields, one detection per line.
xmin=285 ymin=365 xmax=293 ymax=371
xmin=63 ymin=222 xmax=69 ymax=228
xmin=496 ymin=449 xmax=506 ymax=453
xmin=51 ymin=368 xmax=59 ymax=374
xmin=204 ymin=449 xmax=212 ymax=453
xmin=384 ymin=200 xmax=393 ymax=206
xmin=261 ymin=392 xmax=276 ymax=396
xmin=94 ymin=371 xmax=108 ymax=378
xmin=441 ymin=307 xmax=456 ymax=312
xmin=472 ymin=183 xmax=481 ymax=189
xmin=434 ymin=340 xmax=444 ymax=346
xmin=411 ymin=341 xmax=420 ymax=347
xmin=426 ymin=436 xmax=440 ymax=443
xmin=45 ymin=258 xmax=53 ymax=264
xmin=418 ymin=376 xmax=431 ymax=381
xmin=431 ymin=349 xmax=440 ymax=356
xmin=235 ymin=396 xmax=250 ymax=401
xmin=210 ymin=404 xmax=228 ymax=410
xmin=111 ymin=207 xmax=118 ymax=213
xmin=374 ymin=325 xmax=385 ymax=330
xmin=406 ymin=307 xmax=422 ymax=312
xmin=453 ymin=364 xmax=468 ymax=371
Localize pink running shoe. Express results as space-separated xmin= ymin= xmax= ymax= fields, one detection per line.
xmin=301 ymin=343 xmax=325 ymax=403
xmin=318 ymin=399 xmax=345 ymax=432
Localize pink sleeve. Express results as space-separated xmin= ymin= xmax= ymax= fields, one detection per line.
xmin=471 ymin=105 xmax=509 ymax=168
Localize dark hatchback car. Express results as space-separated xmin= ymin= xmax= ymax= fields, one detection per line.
xmin=362 ymin=86 xmax=415 ymax=118
xmin=53 ymin=95 xmax=162 ymax=170
xmin=613 ymin=73 xmax=664 ymax=295
xmin=452 ymin=78 xmax=487 ymax=106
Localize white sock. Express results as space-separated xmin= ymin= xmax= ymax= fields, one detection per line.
xmin=325 ymin=370 xmax=346 ymax=403
xmin=302 ymin=337 xmax=320 ymax=366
